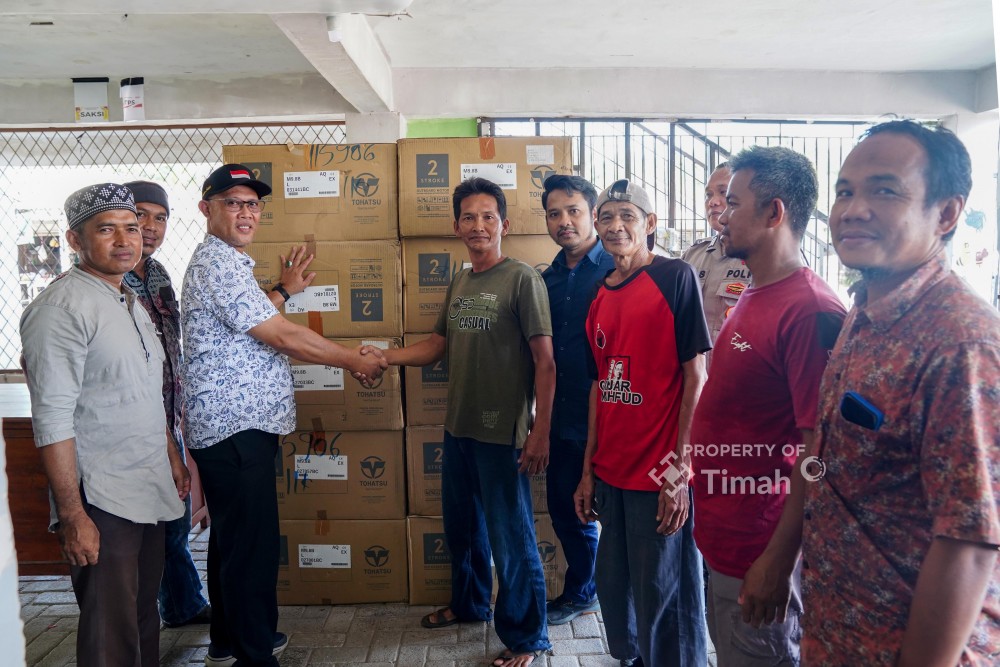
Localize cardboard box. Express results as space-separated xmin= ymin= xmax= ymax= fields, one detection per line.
xmin=398 ymin=137 xmax=574 ymax=236
xmin=275 ymin=430 xmax=405 ymax=520
xmin=406 ymin=516 xmax=452 ymax=605
xmin=222 ymin=143 xmax=398 ymax=242
xmin=248 ymin=241 xmax=402 ymax=338
xmin=406 ymin=514 xmax=565 ymax=605
xmin=533 ymin=512 xmax=569 ymax=601
xmin=405 ymin=426 xmax=444 ymax=516
xmin=278 ymin=519 xmax=407 ymax=604
xmin=291 ymin=337 xmax=403 ymax=431
xmin=405 ymin=426 xmax=548 ymax=516
xmin=401 ymin=236 xmax=558 ymax=333
xmin=403 ymin=334 xmax=448 ymax=426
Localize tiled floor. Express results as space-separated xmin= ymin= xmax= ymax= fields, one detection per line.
xmin=19 ymin=527 xmax=717 ymax=666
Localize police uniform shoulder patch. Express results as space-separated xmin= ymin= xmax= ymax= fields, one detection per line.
xmin=724 ymin=282 xmax=747 ymax=297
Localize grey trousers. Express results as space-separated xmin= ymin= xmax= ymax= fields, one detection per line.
xmin=70 ymin=505 xmax=165 ymax=667
xmin=706 ymin=562 xmax=803 ymax=666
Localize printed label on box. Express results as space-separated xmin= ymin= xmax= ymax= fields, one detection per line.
xmin=526 ymin=145 xmax=555 ymax=165
xmin=460 ymin=163 xmax=517 ymax=190
xmin=422 ymin=533 xmax=451 ymax=565
xmin=299 ymin=543 xmax=351 ymax=569
xmin=291 ymin=365 xmax=345 ymax=391
xmin=421 ymin=357 xmax=448 ymax=384
xmin=284 ymin=170 xmax=341 ymax=199
xmin=285 ymin=285 xmax=340 ymax=313
xmin=421 ymin=441 xmax=444 ymax=475
xmin=416 ymin=154 xmax=450 ymax=188
xmin=418 ymin=253 xmax=451 ymax=287
xmin=361 ymin=340 xmax=389 ymax=350
xmin=351 ymin=289 xmax=383 ymax=322
xmin=294 ymin=454 xmax=348 ymax=481
xmin=244 ymin=162 xmax=273 ymax=190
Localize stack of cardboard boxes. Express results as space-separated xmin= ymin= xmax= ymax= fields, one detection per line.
xmin=398 ymin=137 xmax=571 ymax=604
xmin=220 ymin=136 xmax=575 ymax=606
xmin=226 ymin=143 xmax=408 ymax=605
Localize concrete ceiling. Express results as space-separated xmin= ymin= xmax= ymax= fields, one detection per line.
xmin=0 ymin=0 xmax=993 ymax=79
xmin=0 ymin=0 xmax=994 ymax=123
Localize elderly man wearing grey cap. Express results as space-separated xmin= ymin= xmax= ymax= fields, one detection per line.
xmin=20 ymin=183 xmax=189 ymax=666
xmin=573 ymin=179 xmax=711 ymax=666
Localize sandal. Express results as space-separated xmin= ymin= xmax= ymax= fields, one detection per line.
xmin=491 ymin=648 xmax=544 ymax=666
xmin=420 ymin=607 xmax=459 ymax=629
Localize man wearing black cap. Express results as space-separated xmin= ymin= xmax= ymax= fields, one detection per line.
xmin=574 ymin=179 xmax=711 ymax=666
xmin=21 ymin=183 xmax=188 ymax=666
xmin=121 ymin=181 xmax=212 ymax=630
xmin=180 ymin=164 xmax=385 ymax=667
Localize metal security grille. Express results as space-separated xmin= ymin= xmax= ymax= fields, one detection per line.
xmin=483 ymin=117 xmax=869 ymax=300
xmin=0 ymin=122 xmax=345 ymax=369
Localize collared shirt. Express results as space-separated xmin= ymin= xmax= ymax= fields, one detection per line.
xmin=181 ymin=234 xmax=295 ymax=450
xmin=682 ymin=235 xmax=750 ymax=343
xmin=20 ymin=267 xmax=183 ymax=526
xmin=542 ymin=240 xmax=615 ymax=440
xmin=124 ymin=256 xmax=184 ymax=449
xmin=802 ymin=254 xmax=1000 ymax=665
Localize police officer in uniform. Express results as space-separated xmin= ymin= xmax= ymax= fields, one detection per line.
xmin=682 ymin=163 xmax=751 ymax=343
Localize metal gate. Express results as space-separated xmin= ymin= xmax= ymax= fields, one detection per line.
xmin=483 ymin=117 xmax=871 ymax=299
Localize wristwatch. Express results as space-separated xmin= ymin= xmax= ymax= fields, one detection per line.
xmin=272 ymin=283 xmax=291 ymax=302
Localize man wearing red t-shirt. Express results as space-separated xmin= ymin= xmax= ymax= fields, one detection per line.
xmin=689 ymin=146 xmax=846 ymax=666
xmin=574 ymin=179 xmax=712 ymax=667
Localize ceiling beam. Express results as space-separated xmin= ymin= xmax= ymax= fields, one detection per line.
xmin=270 ymin=13 xmax=393 ymax=113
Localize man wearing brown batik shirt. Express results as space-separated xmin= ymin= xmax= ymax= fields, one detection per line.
xmin=801 ymin=120 xmax=1000 ymax=666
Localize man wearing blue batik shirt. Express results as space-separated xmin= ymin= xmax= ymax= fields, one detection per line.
xmin=181 ymin=164 xmax=386 ymax=667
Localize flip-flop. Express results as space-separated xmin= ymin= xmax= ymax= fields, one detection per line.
xmin=421 ymin=607 xmax=459 ymax=629
xmin=491 ymin=648 xmax=544 ymax=666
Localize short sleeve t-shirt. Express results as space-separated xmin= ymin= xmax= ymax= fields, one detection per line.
xmin=586 ymin=256 xmax=711 ymax=491
xmin=690 ymin=267 xmax=846 ymax=578
xmin=434 ymin=257 xmax=552 ymax=446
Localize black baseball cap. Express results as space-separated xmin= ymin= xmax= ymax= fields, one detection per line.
xmin=202 ymin=163 xmax=272 ymax=200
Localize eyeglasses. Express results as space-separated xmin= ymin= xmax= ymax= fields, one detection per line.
xmin=206 ymin=197 xmax=266 ymax=213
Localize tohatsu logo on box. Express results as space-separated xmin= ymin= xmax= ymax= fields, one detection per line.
xmin=363 ymin=544 xmax=392 ymax=575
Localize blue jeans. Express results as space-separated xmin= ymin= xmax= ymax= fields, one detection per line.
xmin=594 ymin=479 xmax=707 ymax=666
xmin=546 ymin=437 xmax=598 ymax=603
xmin=158 ymin=493 xmax=209 ymax=625
xmin=442 ymin=432 xmax=550 ymax=654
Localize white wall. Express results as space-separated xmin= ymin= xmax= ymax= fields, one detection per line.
xmin=394 ymin=68 xmax=989 ymax=120
xmin=1 ymin=66 xmax=994 ymax=127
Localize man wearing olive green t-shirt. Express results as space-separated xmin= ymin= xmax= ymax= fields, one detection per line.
xmin=380 ymin=177 xmax=555 ymax=667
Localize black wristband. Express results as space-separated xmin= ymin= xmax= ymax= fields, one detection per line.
xmin=272 ymin=283 xmax=291 ymax=302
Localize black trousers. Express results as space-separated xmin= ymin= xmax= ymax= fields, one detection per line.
xmin=71 ymin=505 xmax=165 ymax=667
xmin=191 ymin=429 xmax=280 ymax=667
